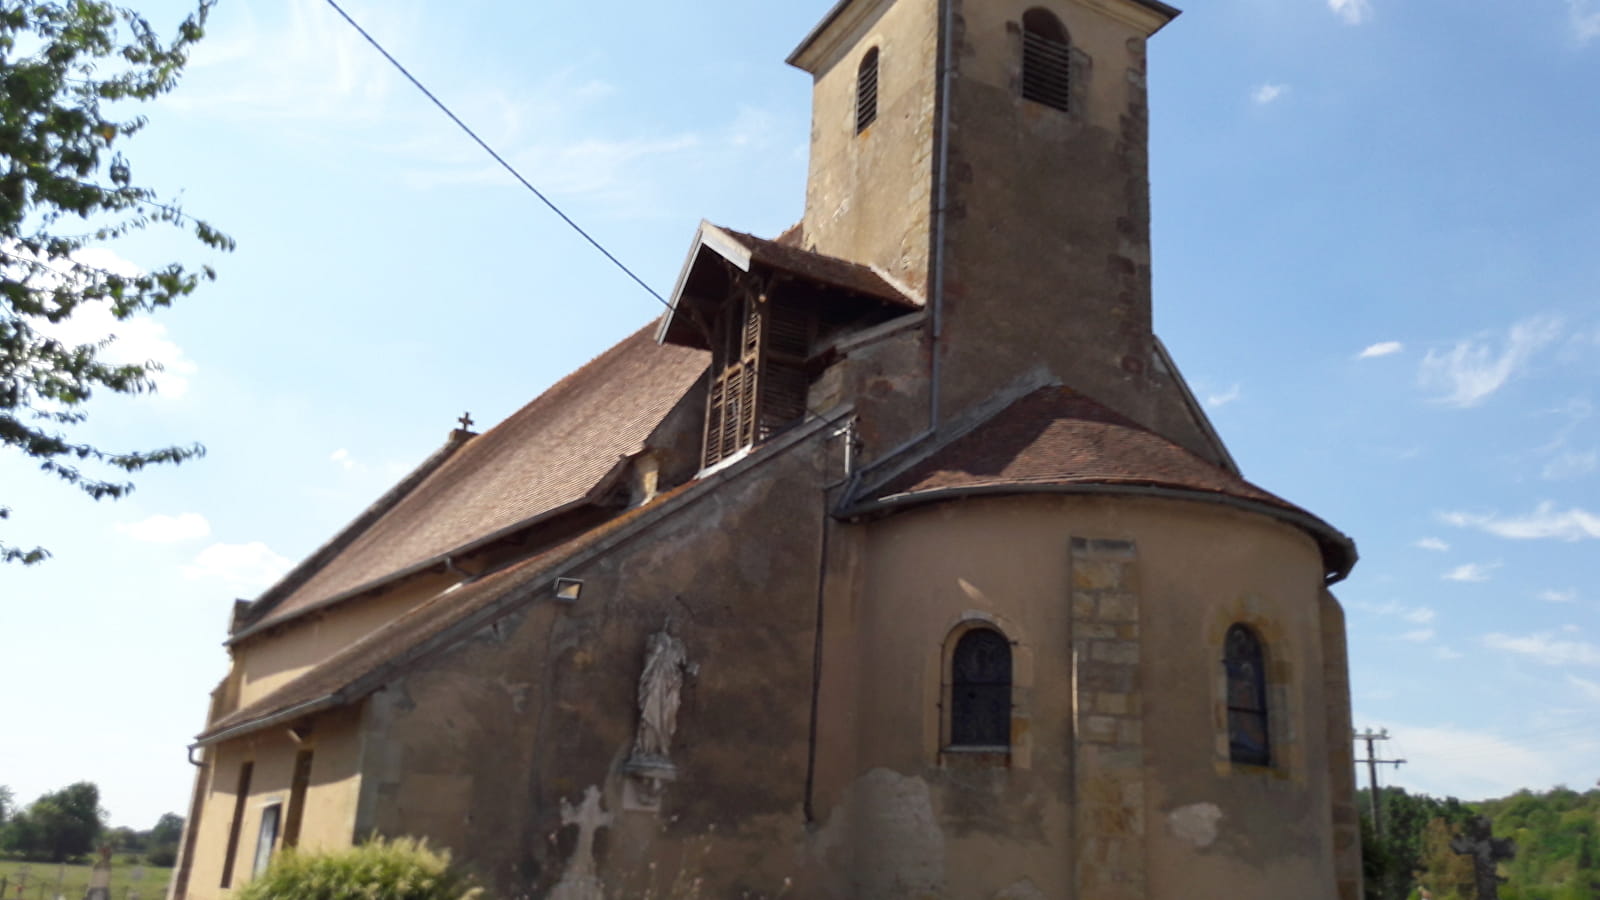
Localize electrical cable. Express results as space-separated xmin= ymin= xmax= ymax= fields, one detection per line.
xmin=321 ymin=0 xmax=670 ymax=310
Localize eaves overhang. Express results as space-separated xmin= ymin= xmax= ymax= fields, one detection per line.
xmin=840 ymin=482 xmax=1357 ymax=585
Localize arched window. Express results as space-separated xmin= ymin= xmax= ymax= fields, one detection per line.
xmin=1021 ymin=8 xmax=1072 ymax=113
xmin=856 ymin=47 xmax=880 ymax=133
xmin=1225 ymin=625 xmax=1271 ymax=766
xmin=950 ymin=628 xmax=1012 ymax=747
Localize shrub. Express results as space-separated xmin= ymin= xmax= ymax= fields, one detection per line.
xmin=237 ymin=836 xmax=482 ymax=900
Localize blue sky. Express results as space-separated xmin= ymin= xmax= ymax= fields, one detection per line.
xmin=2 ymin=0 xmax=1597 ymax=827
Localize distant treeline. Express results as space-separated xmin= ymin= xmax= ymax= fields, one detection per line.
xmin=1361 ymin=785 xmax=1600 ymax=900
xmin=0 ymin=783 xmax=182 ymax=866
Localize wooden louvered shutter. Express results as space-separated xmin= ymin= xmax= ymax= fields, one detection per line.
xmin=759 ymin=299 xmax=811 ymax=439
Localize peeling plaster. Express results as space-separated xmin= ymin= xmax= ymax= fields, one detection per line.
xmin=1167 ymin=802 xmax=1224 ymax=849
xmin=813 ymin=768 xmax=946 ymax=899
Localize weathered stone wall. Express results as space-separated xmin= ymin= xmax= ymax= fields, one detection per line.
xmin=354 ymin=428 xmax=845 ymax=899
xmin=1321 ymin=590 xmax=1363 ymax=900
xmin=800 ymin=0 xmax=940 ymax=294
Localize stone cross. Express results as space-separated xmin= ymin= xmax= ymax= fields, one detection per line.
xmin=548 ymin=786 xmax=612 ymax=900
xmin=457 ymin=412 xmax=474 ymax=430
xmin=1450 ymin=816 xmax=1515 ymax=900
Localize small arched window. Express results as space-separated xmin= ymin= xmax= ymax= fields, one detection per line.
xmin=1225 ymin=625 xmax=1271 ymax=766
xmin=856 ymin=48 xmax=880 ymax=133
xmin=1021 ymin=8 xmax=1072 ymax=113
xmin=950 ymin=628 xmax=1012 ymax=747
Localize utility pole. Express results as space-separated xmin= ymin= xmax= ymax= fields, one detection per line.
xmin=1354 ymin=728 xmax=1407 ymax=838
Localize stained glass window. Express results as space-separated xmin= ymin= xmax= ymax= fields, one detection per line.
xmin=1225 ymin=625 xmax=1271 ymax=766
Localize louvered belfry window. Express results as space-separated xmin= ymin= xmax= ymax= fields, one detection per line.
xmin=1225 ymin=625 xmax=1271 ymax=766
xmin=1021 ymin=8 xmax=1072 ymax=113
xmin=856 ymin=47 xmax=880 ymax=133
xmin=702 ymin=289 xmax=814 ymax=469
xmin=950 ymin=628 xmax=1013 ymax=748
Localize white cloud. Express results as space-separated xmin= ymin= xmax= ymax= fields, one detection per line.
xmin=1571 ymin=0 xmax=1600 ymax=43
xmin=1359 ymin=341 xmax=1404 ymax=359
xmin=1400 ymin=628 xmax=1436 ymax=643
xmin=1404 ymin=607 xmax=1437 ymax=624
xmin=1206 ymin=384 xmax=1242 ymax=409
xmin=1435 ymin=646 xmax=1463 ymax=661
xmin=1443 ymin=502 xmax=1600 ymax=542
xmin=182 ymin=542 xmax=292 ymax=592
xmin=1540 ymin=589 xmax=1579 ymax=604
xmin=1391 ymin=724 xmax=1566 ymax=799
xmin=1418 ymin=316 xmax=1563 ymax=408
xmin=1483 ymin=631 xmax=1600 ymax=666
xmin=1542 ymin=450 xmax=1597 ymax=480
xmin=1329 ymin=0 xmax=1373 ymax=25
xmin=5 ymin=246 xmax=198 ymax=398
xmin=1569 ymin=675 xmax=1600 ymax=701
xmin=1443 ymin=562 xmax=1499 ymax=583
xmin=1414 ymin=537 xmax=1450 ymax=552
xmin=115 ymin=513 xmax=212 ymax=543
xmin=330 ymin=448 xmax=360 ymax=472
xmin=1252 ymin=83 xmax=1290 ymax=105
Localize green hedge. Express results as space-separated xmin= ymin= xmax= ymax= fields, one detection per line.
xmin=238 ymin=837 xmax=482 ymax=900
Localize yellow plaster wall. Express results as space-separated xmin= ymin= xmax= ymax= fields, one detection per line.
xmin=825 ymin=492 xmax=1347 ymax=899
xmin=232 ymin=573 xmax=453 ymax=711
xmin=180 ymin=706 xmax=365 ymax=900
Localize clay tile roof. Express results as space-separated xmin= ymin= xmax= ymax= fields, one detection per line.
xmin=239 ymin=323 xmax=708 ymax=636
xmin=861 ymin=386 xmax=1355 ymax=579
xmin=198 ymin=479 xmax=703 ymax=745
xmin=718 ymin=226 xmax=919 ymax=310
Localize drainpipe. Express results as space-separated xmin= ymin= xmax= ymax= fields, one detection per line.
xmin=928 ymin=0 xmax=956 ymax=433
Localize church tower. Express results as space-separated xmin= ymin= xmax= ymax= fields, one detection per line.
xmin=789 ymin=0 xmax=1223 ymax=462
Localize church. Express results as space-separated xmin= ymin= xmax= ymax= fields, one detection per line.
xmin=170 ymin=1 xmax=1363 ymax=898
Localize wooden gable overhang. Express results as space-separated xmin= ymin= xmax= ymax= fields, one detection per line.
xmin=657 ymin=222 xmax=921 ymax=467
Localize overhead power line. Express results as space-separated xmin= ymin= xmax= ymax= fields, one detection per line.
xmin=321 ymin=0 xmax=670 ymax=309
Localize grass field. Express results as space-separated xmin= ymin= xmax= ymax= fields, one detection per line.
xmin=0 ymin=860 xmax=172 ymax=900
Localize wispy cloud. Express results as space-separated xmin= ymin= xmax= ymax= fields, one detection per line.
xmin=1400 ymin=628 xmax=1436 ymax=643
xmin=1359 ymin=341 xmax=1404 ymax=359
xmin=1252 ymin=83 xmax=1290 ymax=105
xmin=1540 ymin=589 xmax=1579 ymax=604
xmin=1484 ymin=631 xmax=1600 ymax=666
xmin=1391 ymin=724 xmax=1569 ymax=798
xmin=1569 ymin=675 xmax=1600 ymax=701
xmin=1404 ymin=607 xmax=1437 ymax=624
xmin=115 ymin=513 xmax=212 ymax=543
xmin=1418 ymin=316 xmax=1563 ymax=408
xmin=1435 ymin=646 xmax=1463 ymax=661
xmin=1543 ymin=450 xmax=1598 ymax=480
xmin=1571 ymin=0 xmax=1600 ymax=43
xmin=1329 ymin=0 xmax=1373 ymax=25
xmin=1206 ymin=384 xmax=1242 ymax=409
xmin=182 ymin=542 xmax=291 ymax=592
xmin=1414 ymin=537 xmax=1450 ymax=552
xmin=1443 ymin=562 xmax=1499 ymax=583
xmin=1442 ymin=503 xmax=1600 ymax=541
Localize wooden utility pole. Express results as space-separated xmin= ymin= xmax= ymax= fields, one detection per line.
xmin=1354 ymin=728 xmax=1406 ymax=838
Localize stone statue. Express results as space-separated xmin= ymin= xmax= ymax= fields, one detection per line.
xmin=630 ymin=625 xmax=692 ymax=765
xmin=1450 ymin=815 xmax=1515 ymax=900
xmin=623 ymin=623 xmax=694 ymax=810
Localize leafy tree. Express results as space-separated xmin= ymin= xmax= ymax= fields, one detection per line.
xmin=0 ymin=784 xmax=13 ymax=825
xmin=1360 ymin=786 xmax=1474 ymax=900
xmin=144 ymin=811 xmax=183 ymax=866
xmin=1 ymin=781 xmax=106 ymax=861
xmin=1 ymin=0 xmax=233 ymax=564
xmin=1417 ymin=817 xmax=1478 ymax=900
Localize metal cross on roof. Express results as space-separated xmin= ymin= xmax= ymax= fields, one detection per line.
xmin=458 ymin=412 xmax=474 ymax=430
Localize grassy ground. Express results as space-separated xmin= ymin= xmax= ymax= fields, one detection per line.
xmin=0 ymin=860 xmax=172 ymax=900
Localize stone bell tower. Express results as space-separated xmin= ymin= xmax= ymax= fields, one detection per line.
xmin=789 ymin=0 xmax=1223 ymax=463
